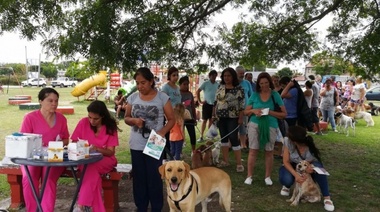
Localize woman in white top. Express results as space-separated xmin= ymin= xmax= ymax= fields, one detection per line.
xmin=350 ymin=76 xmax=366 ymax=112
xmin=304 ymin=81 xmax=313 ymax=109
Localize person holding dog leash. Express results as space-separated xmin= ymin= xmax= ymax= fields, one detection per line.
xmin=213 ymin=67 xmax=245 ymax=172
xmin=279 ymin=126 xmax=335 ymax=211
xmin=124 ymin=67 xmax=175 ymax=212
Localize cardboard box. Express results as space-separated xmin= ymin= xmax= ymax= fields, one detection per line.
xmin=5 ymin=133 xmax=42 ymax=158
xmin=48 ymin=141 xmax=64 ymax=162
xmin=67 ymin=140 xmax=89 ymax=161
xmin=78 ymin=140 xmax=90 ymax=158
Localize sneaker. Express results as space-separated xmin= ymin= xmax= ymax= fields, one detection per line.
xmin=236 ymin=165 xmax=244 ymax=173
xmin=333 ymin=129 xmax=338 ymax=132
xmin=244 ymin=176 xmax=252 ymax=185
xmin=280 ymin=186 xmax=290 ymax=196
xmin=315 ymin=131 xmax=324 ymax=135
xmin=264 ymin=177 xmax=273 ymax=186
xmin=197 ymin=137 xmax=204 ymax=142
xmin=324 ymin=199 xmax=335 ymax=211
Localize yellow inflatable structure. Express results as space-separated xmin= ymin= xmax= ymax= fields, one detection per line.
xmin=71 ymin=71 xmax=107 ymax=97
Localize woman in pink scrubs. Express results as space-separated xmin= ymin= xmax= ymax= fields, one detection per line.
xmin=20 ymin=88 xmax=70 ymax=212
xmin=71 ymin=100 xmax=119 ymax=212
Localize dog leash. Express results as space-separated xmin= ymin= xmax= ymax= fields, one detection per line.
xmin=199 ymin=125 xmax=240 ymax=153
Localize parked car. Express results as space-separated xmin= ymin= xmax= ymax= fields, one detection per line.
xmin=21 ymin=78 xmax=47 ymax=87
xmin=51 ymin=77 xmax=78 ymax=88
xmin=365 ymin=86 xmax=380 ymax=101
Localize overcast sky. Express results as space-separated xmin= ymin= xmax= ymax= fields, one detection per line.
xmin=0 ymin=8 xmax=333 ymax=72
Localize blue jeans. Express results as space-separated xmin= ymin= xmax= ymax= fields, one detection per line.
xmin=279 ymin=161 xmax=331 ymax=197
xmin=321 ymin=109 xmax=336 ymax=130
xmin=130 ymin=150 xmax=163 ymax=212
xmin=170 ymin=140 xmax=184 ymax=160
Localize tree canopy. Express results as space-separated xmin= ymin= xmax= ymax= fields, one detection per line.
xmin=0 ymin=0 xmax=379 ymax=77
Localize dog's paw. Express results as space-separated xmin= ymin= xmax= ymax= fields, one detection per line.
xmin=286 ymin=199 xmax=293 ymax=203
xmin=290 ymin=201 xmax=299 ymax=206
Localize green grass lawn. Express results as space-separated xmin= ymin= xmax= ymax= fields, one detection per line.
xmin=1 ymin=87 xmax=380 ymax=211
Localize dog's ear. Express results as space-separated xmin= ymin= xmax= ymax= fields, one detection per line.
xmin=158 ymin=163 xmax=166 ymax=179
xmin=182 ymin=161 xmax=191 ymax=178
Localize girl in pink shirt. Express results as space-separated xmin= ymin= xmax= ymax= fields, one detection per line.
xmin=20 ymin=88 xmax=70 ymax=212
xmin=71 ymin=100 xmax=119 ymax=212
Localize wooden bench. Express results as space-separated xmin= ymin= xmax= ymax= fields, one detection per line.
xmin=56 ymin=106 xmax=75 ymax=115
xmin=0 ymin=163 xmax=132 ymax=212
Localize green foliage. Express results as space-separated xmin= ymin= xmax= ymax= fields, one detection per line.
xmin=0 ymin=0 xmax=379 ymax=76
xmin=311 ymin=51 xmax=352 ymax=76
xmin=40 ymin=62 xmax=58 ymax=78
xmin=277 ymin=67 xmax=293 ymax=78
xmin=64 ymin=60 xmax=97 ymax=81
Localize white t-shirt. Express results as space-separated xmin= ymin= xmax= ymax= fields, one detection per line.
xmin=305 ymin=89 xmax=313 ymax=109
xmin=351 ymin=83 xmax=366 ymax=101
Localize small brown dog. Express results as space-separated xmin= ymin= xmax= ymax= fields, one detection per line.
xmin=202 ymin=141 xmax=214 ymax=166
xmin=342 ymin=106 xmax=355 ymax=118
xmin=191 ymin=141 xmax=214 ymax=169
xmin=191 ymin=145 xmax=206 ymax=169
xmin=287 ymin=160 xmax=321 ymax=206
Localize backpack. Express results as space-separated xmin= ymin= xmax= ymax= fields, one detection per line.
xmin=293 ymin=81 xmax=313 ymax=131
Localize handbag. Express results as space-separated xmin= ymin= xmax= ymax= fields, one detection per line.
xmin=271 ymin=95 xmax=286 ymax=137
xmin=184 ymin=109 xmax=192 ymax=120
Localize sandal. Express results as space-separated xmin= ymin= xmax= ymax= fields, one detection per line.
xmin=324 ymin=199 xmax=335 ymax=211
xmin=217 ymin=161 xmax=229 ymax=168
xmin=236 ymin=165 xmax=244 ymax=173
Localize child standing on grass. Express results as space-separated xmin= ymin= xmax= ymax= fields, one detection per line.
xmin=170 ymin=103 xmax=185 ymax=160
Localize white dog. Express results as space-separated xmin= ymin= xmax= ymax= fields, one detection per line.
xmin=335 ymin=112 xmax=355 ymax=136
xmin=212 ymin=142 xmax=221 ymax=165
xmin=354 ymin=111 xmax=375 ymax=127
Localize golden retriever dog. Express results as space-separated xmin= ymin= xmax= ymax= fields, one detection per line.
xmin=287 ymin=160 xmax=321 ymax=206
xmin=159 ymin=160 xmax=231 ymax=212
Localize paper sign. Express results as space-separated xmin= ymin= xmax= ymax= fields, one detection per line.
xmin=143 ymin=130 xmax=166 ymax=160
xmin=313 ymin=167 xmax=330 ymax=175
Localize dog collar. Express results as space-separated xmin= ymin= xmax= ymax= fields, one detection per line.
xmin=168 ymin=174 xmax=199 ymax=211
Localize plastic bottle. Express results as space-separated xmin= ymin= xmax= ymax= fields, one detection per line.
xmin=42 ymin=147 xmax=48 ymax=160
xmin=31 ymin=148 xmax=37 ymax=159
xmin=32 ymin=148 xmax=40 ymax=159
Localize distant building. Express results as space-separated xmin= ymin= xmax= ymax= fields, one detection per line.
xmin=57 ymin=69 xmax=66 ymax=78
xmin=304 ymin=63 xmax=315 ymax=77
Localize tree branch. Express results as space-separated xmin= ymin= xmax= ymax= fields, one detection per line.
xmin=269 ymin=0 xmax=345 ymax=49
